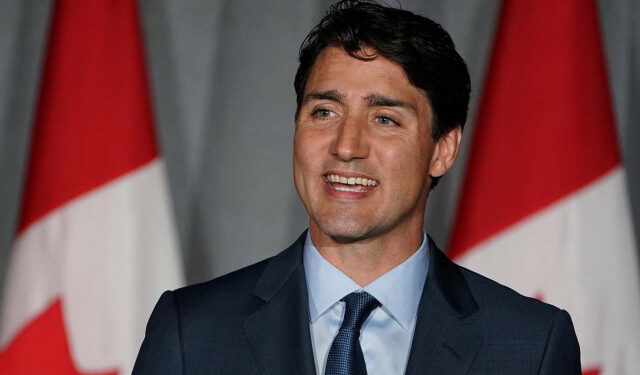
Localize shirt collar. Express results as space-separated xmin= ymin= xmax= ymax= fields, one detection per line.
xmin=303 ymin=231 xmax=430 ymax=330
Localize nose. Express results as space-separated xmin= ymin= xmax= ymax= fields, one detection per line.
xmin=330 ymin=114 xmax=370 ymax=161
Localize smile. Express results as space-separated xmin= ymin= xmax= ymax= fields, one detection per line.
xmin=325 ymin=174 xmax=379 ymax=192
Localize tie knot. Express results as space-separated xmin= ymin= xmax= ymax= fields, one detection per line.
xmin=340 ymin=292 xmax=380 ymax=332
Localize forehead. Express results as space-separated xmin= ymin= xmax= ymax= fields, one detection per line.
xmin=305 ymin=46 xmax=430 ymax=110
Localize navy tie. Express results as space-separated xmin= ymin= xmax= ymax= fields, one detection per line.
xmin=325 ymin=292 xmax=381 ymax=375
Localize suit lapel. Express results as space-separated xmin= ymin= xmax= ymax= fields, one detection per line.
xmin=405 ymin=237 xmax=483 ymax=375
xmin=242 ymin=233 xmax=317 ymax=375
xmin=242 ymin=233 xmax=483 ymax=374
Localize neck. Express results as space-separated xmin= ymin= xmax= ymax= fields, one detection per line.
xmin=309 ymin=219 xmax=424 ymax=286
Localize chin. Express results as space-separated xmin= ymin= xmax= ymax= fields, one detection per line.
xmin=317 ymin=217 xmax=375 ymax=243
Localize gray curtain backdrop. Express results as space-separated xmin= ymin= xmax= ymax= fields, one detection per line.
xmin=0 ymin=1 xmax=638 ymax=293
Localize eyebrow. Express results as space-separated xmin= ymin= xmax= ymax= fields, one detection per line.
xmin=303 ymin=90 xmax=345 ymax=104
xmin=363 ymin=93 xmax=417 ymax=114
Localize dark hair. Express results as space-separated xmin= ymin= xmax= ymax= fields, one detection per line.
xmin=294 ymin=1 xmax=471 ymax=186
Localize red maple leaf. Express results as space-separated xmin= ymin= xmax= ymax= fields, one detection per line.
xmin=0 ymin=299 xmax=118 ymax=375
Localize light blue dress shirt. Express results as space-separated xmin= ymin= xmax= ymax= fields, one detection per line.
xmin=303 ymin=231 xmax=430 ymax=375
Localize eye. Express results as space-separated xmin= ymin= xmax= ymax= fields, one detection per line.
xmin=375 ymin=115 xmax=398 ymax=126
xmin=311 ymin=108 xmax=336 ymax=119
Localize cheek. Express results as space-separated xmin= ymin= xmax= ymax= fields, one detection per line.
xmin=294 ymin=127 xmax=333 ymax=164
xmin=293 ymin=130 xmax=324 ymax=189
xmin=382 ymin=137 xmax=430 ymax=169
xmin=379 ymin=140 xmax=431 ymax=189
xmin=293 ymin=133 xmax=313 ymax=174
xmin=292 ymin=146 xmax=308 ymax=194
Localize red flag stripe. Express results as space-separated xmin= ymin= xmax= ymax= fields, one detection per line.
xmin=17 ymin=0 xmax=158 ymax=234
xmin=449 ymin=0 xmax=620 ymax=259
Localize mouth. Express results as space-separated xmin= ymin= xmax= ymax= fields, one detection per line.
xmin=324 ymin=173 xmax=379 ymax=193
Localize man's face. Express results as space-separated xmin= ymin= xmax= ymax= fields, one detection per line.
xmin=294 ymin=46 xmax=447 ymax=243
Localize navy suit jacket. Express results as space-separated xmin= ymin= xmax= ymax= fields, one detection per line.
xmin=133 ymin=232 xmax=581 ymax=374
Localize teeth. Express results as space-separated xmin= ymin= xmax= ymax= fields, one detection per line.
xmin=334 ymin=185 xmax=362 ymax=192
xmin=325 ymin=174 xmax=379 ymax=187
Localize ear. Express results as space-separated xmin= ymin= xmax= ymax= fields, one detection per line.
xmin=428 ymin=126 xmax=462 ymax=178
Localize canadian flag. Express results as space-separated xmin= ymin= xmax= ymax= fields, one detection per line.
xmin=449 ymin=1 xmax=640 ymax=374
xmin=0 ymin=1 xmax=183 ymax=374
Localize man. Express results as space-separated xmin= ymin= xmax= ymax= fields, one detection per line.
xmin=133 ymin=1 xmax=581 ymax=374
